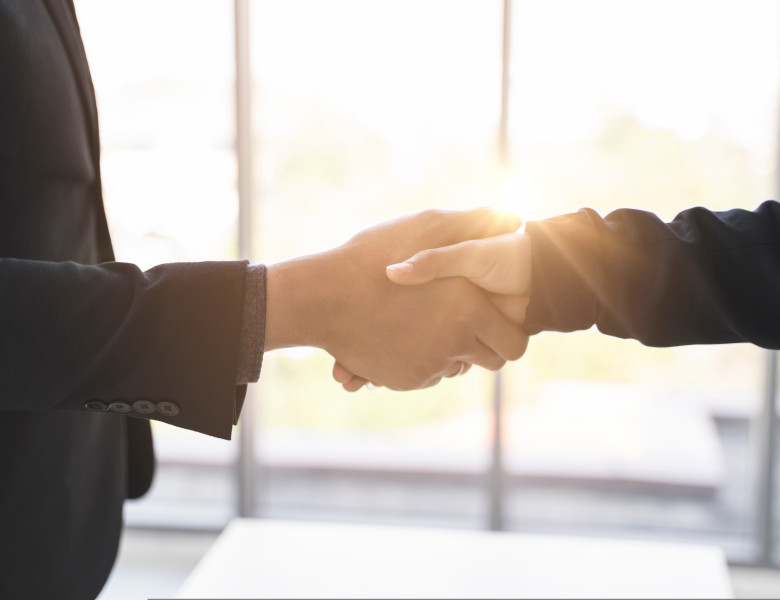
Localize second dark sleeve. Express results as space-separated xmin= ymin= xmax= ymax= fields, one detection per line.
xmin=523 ymin=200 xmax=780 ymax=348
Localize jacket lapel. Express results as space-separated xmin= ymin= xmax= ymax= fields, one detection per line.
xmin=40 ymin=0 xmax=100 ymax=157
xmin=41 ymin=0 xmax=115 ymax=262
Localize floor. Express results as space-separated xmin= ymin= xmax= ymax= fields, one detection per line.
xmin=98 ymin=527 xmax=780 ymax=599
xmin=97 ymin=529 xmax=215 ymax=600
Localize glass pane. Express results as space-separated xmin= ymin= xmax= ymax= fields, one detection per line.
xmin=78 ymin=0 xmax=238 ymax=527
xmin=250 ymin=0 xmax=504 ymax=527
xmin=503 ymin=0 xmax=777 ymax=559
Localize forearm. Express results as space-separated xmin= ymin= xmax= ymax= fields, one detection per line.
xmin=0 ymin=258 xmax=247 ymax=438
xmin=524 ymin=200 xmax=780 ymax=348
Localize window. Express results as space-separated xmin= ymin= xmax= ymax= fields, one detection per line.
xmin=79 ymin=0 xmax=780 ymax=565
xmin=250 ymin=0 xmax=506 ymax=528
xmin=501 ymin=0 xmax=778 ymax=562
xmin=78 ymin=0 xmax=239 ymax=527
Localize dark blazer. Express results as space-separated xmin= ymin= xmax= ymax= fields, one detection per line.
xmin=525 ymin=200 xmax=780 ymax=347
xmin=0 ymin=1 xmax=248 ymax=597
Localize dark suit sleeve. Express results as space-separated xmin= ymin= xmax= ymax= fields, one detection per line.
xmin=524 ymin=200 xmax=780 ymax=348
xmin=0 ymin=258 xmax=249 ymax=439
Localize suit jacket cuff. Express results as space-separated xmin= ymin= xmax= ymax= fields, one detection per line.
xmin=46 ymin=260 xmax=251 ymax=440
xmin=524 ymin=211 xmax=603 ymax=335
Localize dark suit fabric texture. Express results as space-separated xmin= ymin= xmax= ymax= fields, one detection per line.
xmin=0 ymin=1 xmax=248 ymax=598
xmin=525 ymin=200 xmax=780 ymax=348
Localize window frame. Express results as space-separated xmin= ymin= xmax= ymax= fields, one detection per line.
xmin=140 ymin=0 xmax=780 ymax=569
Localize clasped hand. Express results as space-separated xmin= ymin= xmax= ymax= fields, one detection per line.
xmin=264 ymin=208 xmax=532 ymax=392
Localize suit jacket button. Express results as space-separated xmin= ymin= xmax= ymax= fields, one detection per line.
xmin=85 ymin=401 xmax=108 ymax=412
xmin=108 ymin=401 xmax=133 ymax=414
xmin=157 ymin=401 xmax=180 ymax=417
xmin=132 ymin=399 xmax=157 ymax=415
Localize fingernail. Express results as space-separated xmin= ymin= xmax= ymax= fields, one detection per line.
xmin=387 ymin=262 xmax=414 ymax=274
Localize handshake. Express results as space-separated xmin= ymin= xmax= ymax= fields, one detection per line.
xmin=265 ymin=207 xmax=533 ymax=391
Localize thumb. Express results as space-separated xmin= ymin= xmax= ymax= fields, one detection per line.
xmin=386 ymin=239 xmax=494 ymax=285
xmin=445 ymin=207 xmax=522 ymax=242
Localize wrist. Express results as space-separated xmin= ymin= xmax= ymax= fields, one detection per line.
xmin=264 ymin=250 xmax=345 ymax=351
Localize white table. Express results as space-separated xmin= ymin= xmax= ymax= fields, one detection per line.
xmin=176 ymin=519 xmax=732 ymax=599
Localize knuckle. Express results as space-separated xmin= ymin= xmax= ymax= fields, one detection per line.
xmin=509 ymin=335 xmax=529 ymax=361
xmin=403 ymin=360 xmax=437 ymax=390
xmin=414 ymin=248 xmax=439 ymax=265
xmin=390 ymin=373 xmax=417 ymax=392
xmin=486 ymin=357 xmax=507 ymax=371
xmin=419 ymin=208 xmax=445 ymax=222
xmin=507 ymin=348 xmax=523 ymax=362
xmin=508 ymin=347 xmax=524 ymax=362
xmin=426 ymin=377 xmax=443 ymax=389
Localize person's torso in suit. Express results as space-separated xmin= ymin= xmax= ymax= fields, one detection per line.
xmin=0 ymin=1 xmax=154 ymax=597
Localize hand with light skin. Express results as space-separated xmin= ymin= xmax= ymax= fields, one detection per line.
xmin=330 ymin=228 xmax=533 ymax=391
xmin=386 ymin=231 xmax=531 ymax=293
xmin=266 ymin=208 xmax=530 ymax=392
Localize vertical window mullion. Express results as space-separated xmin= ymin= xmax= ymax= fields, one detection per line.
xmin=235 ymin=0 xmax=256 ymax=519
xmin=756 ymin=351 xmax=778 ymax=564
xmin=489 ymin=0 xmax=513 ymax=533
xmin=755 ymin=50 xmax=780 ymax=563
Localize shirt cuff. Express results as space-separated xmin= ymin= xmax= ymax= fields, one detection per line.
xmin=236 ymin=263 xmax=267 ymax=385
